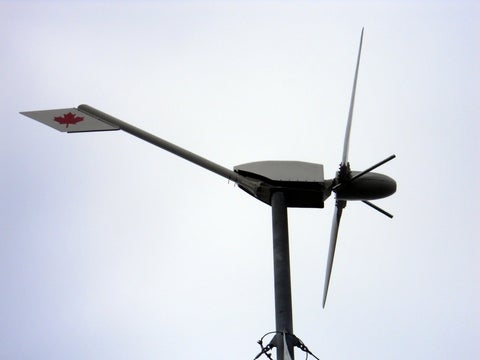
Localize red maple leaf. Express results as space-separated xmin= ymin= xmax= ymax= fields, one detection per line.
xmin=54 ymin=112 xmax=84 ymax=128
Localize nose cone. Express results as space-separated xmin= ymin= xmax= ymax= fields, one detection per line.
xmin=335 ymin=172 xmax=396 ymax=201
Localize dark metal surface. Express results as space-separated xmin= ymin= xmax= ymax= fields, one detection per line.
xmin=234 ymin=161 xmax=324 ymax=183
xmin=334 ymin=171 xmax=396 ymax=201
xmin=271 ymin=192 xmax=294 ymax=359
xmin=235 ymin=162 xmax=327 ymax=208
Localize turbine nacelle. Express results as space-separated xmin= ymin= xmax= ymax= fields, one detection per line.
xmin=234 ymin=160 xmax=328 ymax=208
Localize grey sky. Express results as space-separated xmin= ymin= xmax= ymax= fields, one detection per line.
xmin=1 ymin=1 xmax=479 ymax=359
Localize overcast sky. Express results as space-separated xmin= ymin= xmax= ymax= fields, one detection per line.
xmin=1 ymin=1 xmax=479 ymax=359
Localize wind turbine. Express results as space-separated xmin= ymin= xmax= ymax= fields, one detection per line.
xmin=20 ymin=29 xmax=396 ymax=360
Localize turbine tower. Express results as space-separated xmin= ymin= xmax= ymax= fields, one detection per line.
xmin=21 ymin=29 xmax=396 ymax=360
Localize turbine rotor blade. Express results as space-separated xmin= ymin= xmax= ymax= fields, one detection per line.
xmin=333 ymin=154 xmax=396 ymax=191
xmin=341 ymin=27 xmax=364 ymax=165
xmin=323 ymin=200 xmax=346 ymax=308
xmin=362 ymin=200 xmax=393 ymax=218
xmin=348 ymin=154 xmax=396 ymax=183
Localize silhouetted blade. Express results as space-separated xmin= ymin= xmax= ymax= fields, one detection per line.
xmin=323 ymin=200 xmax=346 ymax=308
xmin=362 ymin=200 xmax=393 ymax=218
xmin=347 ymin=154 xmax=395 ymax=184
xmin=333 ymin=154 xmax=396 ymax=191
xmin=341 ymin=27 xmax=364 ymax=165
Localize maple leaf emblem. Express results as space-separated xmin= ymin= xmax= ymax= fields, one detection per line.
xmin=54 ymin=112 xmax=84 ymax=128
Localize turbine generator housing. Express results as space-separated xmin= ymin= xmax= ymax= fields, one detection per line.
xmin=334 ymin=171 xmax=396 ymax=201
xmin=234 ymin=161 xmax=328 ymax=208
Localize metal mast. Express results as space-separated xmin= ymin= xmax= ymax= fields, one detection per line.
xmin=271 ymin=192 xmax=294 ymax=359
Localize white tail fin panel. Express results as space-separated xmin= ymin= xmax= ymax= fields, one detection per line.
xmin=20 ymin=108 xmax=119 ymax=133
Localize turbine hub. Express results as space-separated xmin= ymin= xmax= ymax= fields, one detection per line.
xmin=334 ymin=171 xmax=396 ymax=201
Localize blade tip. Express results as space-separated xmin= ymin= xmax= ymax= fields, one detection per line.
xmin=322 ymin=284 xmax=329 ymax=308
